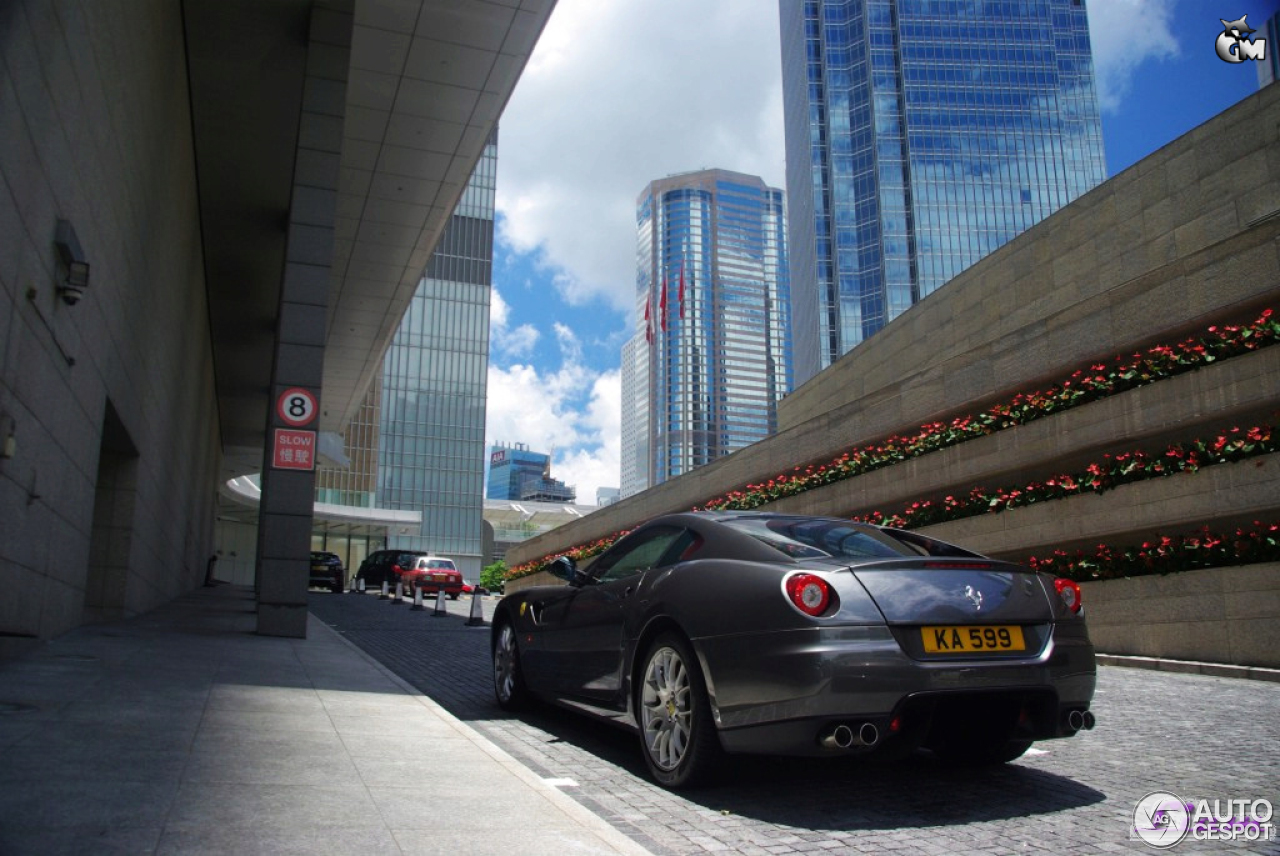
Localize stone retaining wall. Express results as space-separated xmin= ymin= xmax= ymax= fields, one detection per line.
xmin=1081 ymin=563 xmax=1280 ymax=668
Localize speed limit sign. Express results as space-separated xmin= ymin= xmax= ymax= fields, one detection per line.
xmin=277 ymin=387 xmax=318 ymax=427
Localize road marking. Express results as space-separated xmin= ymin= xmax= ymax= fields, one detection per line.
xmin=543 ymin=778 xmax=580 ymax=788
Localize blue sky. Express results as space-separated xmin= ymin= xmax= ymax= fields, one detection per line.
xmin=485 ymin=0 xmax=1277 ymax=505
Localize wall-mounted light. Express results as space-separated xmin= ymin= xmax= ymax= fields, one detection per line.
xmin=54 ymin=219 xmax=90 ymax=305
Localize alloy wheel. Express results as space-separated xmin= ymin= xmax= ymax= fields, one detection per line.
xmin=640 ymin=646 xmax=693 ymax=771
xmin=494 ymin=623 xmax=519 ymax=704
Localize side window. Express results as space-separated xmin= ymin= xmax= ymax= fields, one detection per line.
xmin=592 ymin=527 xmax=687 ymax=584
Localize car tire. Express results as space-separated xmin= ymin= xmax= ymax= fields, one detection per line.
xmin=493 ymin=619 xmax=530 ymax=711
xmin=636 ymin=632 xmax=722 ymax=789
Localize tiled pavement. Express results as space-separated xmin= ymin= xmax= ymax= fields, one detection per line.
xmin=0 ymin=585 xmax=653 ymax=856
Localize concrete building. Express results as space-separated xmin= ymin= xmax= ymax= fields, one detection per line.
xmin=780 ymin=0 xmax=1107 ymax=384
xmin=0 ymin=0 xmax=554 ymax=655
xmin=621 ymin=169 xmax=791 ymax=496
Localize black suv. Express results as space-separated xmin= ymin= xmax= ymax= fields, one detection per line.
xmin=354 ymin=549 xmax=422 ymax=589
xmin=309 ymin=551 xmax=345 ymax=592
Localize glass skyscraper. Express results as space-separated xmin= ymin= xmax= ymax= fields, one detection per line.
xmin=621 ymin=169 xmax=791 ymax=496
xmin=781 ymin=0 xmax=1107 ymax=384
xmin=312 ymin=134 xmax=496 ymax=575
xmin=374 ymin=132 xmax=496 ymax=574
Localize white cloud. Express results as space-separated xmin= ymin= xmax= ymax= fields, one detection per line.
xmin=1086 ymin=0 xmax=1181 ymax=113
xmin=488 ymin=287 xmax=541 ymax=359
xmin=497 ymin=0 xmax=785 ymax=314
xmin=555 ymin=370 xmax=622 ymax=506
xmin=501 ymin=325 xmax=540 ymax=358
xmin=485 ymin=326 xmax=620 ymax=505
xmin=490 ymin=286 xmax=510 ymax=329
xmin=497 ymin=0 xmax=1167 ymax=314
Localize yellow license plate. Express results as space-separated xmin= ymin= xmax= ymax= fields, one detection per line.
xmin=431 ymin=574 xmax=447 ymax=581
xmin=921 ymin=625 xmax=1026 ymax=654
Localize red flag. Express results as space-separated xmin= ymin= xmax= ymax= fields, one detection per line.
xmin=678 ymin=262 xmax=686 ymax=320
xmin=644 ymin=297 xmax=652 ymax=344
xmin=659 ymin=276 xmax=667 ymax=331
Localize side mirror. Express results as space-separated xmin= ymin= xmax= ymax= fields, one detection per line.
xmin=547 ymin=555 xmax=582 ymax=586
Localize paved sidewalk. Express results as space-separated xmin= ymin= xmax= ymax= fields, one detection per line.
xmin=0 ymin=584 xmax=653 ymax=856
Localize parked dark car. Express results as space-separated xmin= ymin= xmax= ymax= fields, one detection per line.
xmin=353 ymin=549 xmax=422 ymax=590
xmin=491 ymin=511 xmax=1096 ymax=789
xmin=308 ymin=551 xmax=345 ymax=593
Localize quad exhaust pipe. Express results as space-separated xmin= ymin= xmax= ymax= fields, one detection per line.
xmin=1066 ymin=709 xmax=1096 ymax=731
xmin=819 ymin=722 xmax=880 ymax=750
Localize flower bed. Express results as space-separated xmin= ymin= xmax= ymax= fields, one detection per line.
xmin=851 ymin=426 xmax=1275 ymax=530
xmin=1027 ymin=521 xmax=1280 ymax=582
xmin=507 ymin=310 xmax=1279 ymax=582
xmin=697 ymin=311 xmax=1278 ymax=512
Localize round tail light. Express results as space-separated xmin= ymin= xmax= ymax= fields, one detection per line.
xmin=1054 ymin=578 xmax=1082 ymax=613
xmin=785 ymin=573 xmax=832 ymax=617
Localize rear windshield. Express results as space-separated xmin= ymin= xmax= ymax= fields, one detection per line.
xmin=427 ymin=560 xmax=455 ymax=570
xmin=720 ymin=517 xmax=921 ymax=560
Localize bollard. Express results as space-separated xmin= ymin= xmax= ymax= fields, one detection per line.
xmin=392 ymin=580 xmax=405 ymax=604
xmin=465 ymin=586 xmax=485 ymax=627
xmin=432 ymin=587 xmax=448 ymax=617
xmin=410 ymin=582 xmax=425 ymax=611
xmin=379 ymin=580 xmax=390 ymax=600
xmin=358 ymin=577 xmax=366 ymax=593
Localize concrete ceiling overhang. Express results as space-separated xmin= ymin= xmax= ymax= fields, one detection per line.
xmin=184 ymin=0 xmax=554 ymax=478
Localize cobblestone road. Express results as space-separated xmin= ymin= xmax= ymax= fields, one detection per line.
xmin=308 ymin=590 xmax=1280 ymax=855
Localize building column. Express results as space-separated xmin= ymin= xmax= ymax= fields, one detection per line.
xmin=255 ymin=3 xmax=351 ymax=637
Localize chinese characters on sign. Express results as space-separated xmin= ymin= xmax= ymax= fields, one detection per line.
xmin=273 ymin=429 xmax=316 ymax=470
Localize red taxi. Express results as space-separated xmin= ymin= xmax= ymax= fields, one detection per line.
xmin=397 ymin=555 xmax=464 ymax=599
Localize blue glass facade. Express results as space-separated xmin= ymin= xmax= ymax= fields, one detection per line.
xmin=375 ymin=134 xmax=497 ymax=573
xmin=486 ymin=444 xmax=576 ymax=503
xmin=621 ymin=169 xmax=791 ymax=494
xmin=782 ymin=0 xmax=1107 ymax=383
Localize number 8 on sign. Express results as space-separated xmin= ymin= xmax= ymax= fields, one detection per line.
xmin=277 ymin=388 xmax=317 ymax=427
